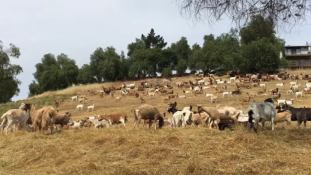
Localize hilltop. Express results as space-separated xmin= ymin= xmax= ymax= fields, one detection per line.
xmin=1 ymin=69 xmax=311 ymax=174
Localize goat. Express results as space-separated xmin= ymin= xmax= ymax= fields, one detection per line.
xmin=176 ymin=93 xmax=186 ymax=99
xmin=54 ymin=100 xmax=61 ymax=107
xmin=115 ymin=97 xmax=121 ymax=102
xmin=274 ymin=109 xmax=292 ymax=126
xmin=210 ymin=95 xmax=219 ymax=103
xmin=259 ymin=83 xmax=266 ymax=89
xmin=285 ymin=99 xmax=294 ymax=106
xmin=289 ymin=80 xmax=298 ymax=87
xmin=287 ymin=89 xmax=294 ymax=95
xmin=222 ymin=91 xmax=232 ymax=98
xmin=76 ymin=104 xmax=83 ymax=110
xmin=231 ymin=88 xmax=241 ymax=95
xmin=296 ymin=91 xmax=303 ymax=98
xmin=71 ymin=96 xmax=78 ymax=102
xmin=241 ymin=93 xmax=252 ymax=104
xmin=276 ymin=83 xmax=285 ymax=87
xmin=270 ymin=88 xmax=279 ymax=95
xmin=87 ymin=104 xmax=95 ymax=112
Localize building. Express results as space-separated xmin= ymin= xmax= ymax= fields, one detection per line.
xmin=284 ymin=45 xmax=311 ymax=68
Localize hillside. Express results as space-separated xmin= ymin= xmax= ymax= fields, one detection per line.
xmin=1 ymin=69 xmax=311 ymax=174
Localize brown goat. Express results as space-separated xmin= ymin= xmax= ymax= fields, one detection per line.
xmin=274 ymin=109 xmax=292 ymax=126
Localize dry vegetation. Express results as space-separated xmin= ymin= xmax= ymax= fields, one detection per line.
xmin=1 ymin=69 xmax=311 ymax=174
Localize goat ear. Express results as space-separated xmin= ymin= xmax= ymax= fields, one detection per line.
xmin=190 ymin=105 xmax=192 ymax=111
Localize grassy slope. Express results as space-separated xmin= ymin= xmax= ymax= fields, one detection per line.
xmin=1 ymin=69 xmax=311 ymax=175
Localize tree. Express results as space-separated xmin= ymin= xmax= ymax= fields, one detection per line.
xmin=176 ymin=0 xmax=311 ymax=30
xmin=30 ymin=53 xmax=80 ymax=96
xmin=118 ymin=51 xmax=130 ymax=79
xmin=0 ymin=41 xmax=22 ymax=103
xmin=33 ymin=54 xmax=61 ymax=93
xmin=171 ymin=37 xmax=191 ymax=75
xmin=98 ymin=47 xmax=121 ymax=81
xmin=89 ymin=47 xmax=122 ymax=82
xmin=240 ymin=15 xmax=275 ymax=45
xmin=28 ymin=80 xmax=41 ymax=97
xmin=240 ymin=15 xmax=287 ymax=72
xmin=141 ymin=28 xmax=167 ymax=49
xmin=90 ymin=47 xmax=105 ymax=82
xmin=57 ymin=54 xmax=79 ymax=88
xmin=127 ymin=29 xmax=169 ymax=77
xmin=77 ymin=64 xmax=96 ymax=84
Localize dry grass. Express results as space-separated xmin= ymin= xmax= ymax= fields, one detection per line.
xmin=1 ymin=69 xmax=311 ymax=174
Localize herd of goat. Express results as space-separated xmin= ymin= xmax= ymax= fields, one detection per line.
xmin=1 ymin=71 xmax=311 ymax=134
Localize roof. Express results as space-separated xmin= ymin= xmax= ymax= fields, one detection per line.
xmin=286 ymin=54 xmax=311 ymax=57
xmin=285 ymin=45 xmax=310 ymax=48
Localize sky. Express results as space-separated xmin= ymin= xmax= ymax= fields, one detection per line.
xmin=1 ymin=0 xmax=310 ymax=101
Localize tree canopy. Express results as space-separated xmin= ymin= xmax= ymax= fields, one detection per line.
xmin=0 ymin=41 xmax=22 ymax=103
xmin=29 ymin=53 xmax=79 ymax=96
xmin=27 ymin=24 xmax=290 ymax=97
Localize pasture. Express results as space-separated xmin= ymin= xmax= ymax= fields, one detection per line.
xmin=1 ymin=69 xmax=311 ymax=174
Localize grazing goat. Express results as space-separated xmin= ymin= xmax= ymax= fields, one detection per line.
xmin=287 ymin=89 xmax=294 ymax=95
xmin=274 ymin=110 xmax=292 ymax=126
xmin=79 ymin=97 xmax=87 ymax=104
xmin=176 ymin=93 xmax=186 ymax=99
xmin=54 ymin=112 xmax=72 ymax=129
xmin=241 ymin=93 xmax=252 ymax=104
xmin=276 ymin=83 xmax=285 ymax=87
xmin=245 ymin=98 xmax=276 ymax=132
xmin=133 ymin=104 xmax=164 ymax=129
xmin=222 ymin=91 xmax=232 ymax=98
xmin=231 ymin=88 xmax=241 ymax=95
xmin=270 ymin=88 xmax=279 ymax=95
xmin=210 ymin=95 xmax=219 ymax=103
xmin=98 ymin=112 xmax=127 ymax=126
xmin=183 ymin=90 xmax=191 ymax=94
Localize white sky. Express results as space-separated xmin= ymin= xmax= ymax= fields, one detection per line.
xmin=1 ymin=0 xmax=310 ymax=101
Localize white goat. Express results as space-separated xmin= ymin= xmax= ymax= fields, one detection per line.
xmin=222 ymin=91 xmax=232 ymax=98
xmin=292 ymin=84 xmax=301 ymax=90
xmin=0 ymin=109 xmax=30 ymax=134
xmin=76 ymin=104 xmax=84 ymax=110
xmin=202 ymin=86 xmax=210 ymax=90
xmin=296 ymin=91 xmax=303 ymax=98
xmin=259 ymin=83 xmax=266 ymax=89
xmin=205 ymin=93 xmax=213 ymax=97
xmin=87 ymin=104 xmax=95 ymax=112
xmin=289 ymin=80 xmax=298 ymax=87
xmin=276 ymin=98 xmax=286 ymax=106
xmin=147 ymin=92 xmax=155 ymax=98
xmin=71 ymin=95 xmax=78 ymax=102
xmin=229 ymin=77 xmax=236 ymax=82
xmin=285 ymin=99 xmax=294 ymax=106
xmin=276 ymin=83 xmax=284 ymax=87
